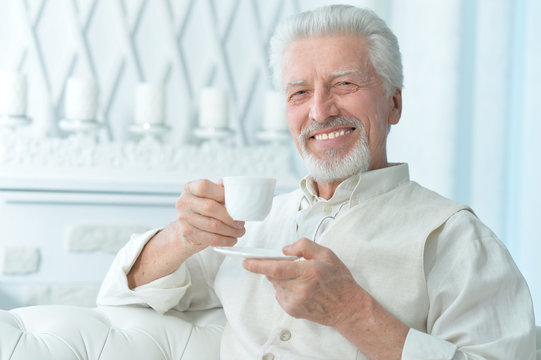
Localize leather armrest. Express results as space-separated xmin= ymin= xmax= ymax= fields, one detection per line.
xmin=0 ymin=305 xmax=225 ymax=360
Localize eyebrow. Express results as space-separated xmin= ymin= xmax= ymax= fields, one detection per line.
xmin=285 ymin=69 xmax=368 ymax=90
xmin=285 ymin=79 xmax=306 ymax=89
xmin=329 ymin=69 xmax=358 ymax=78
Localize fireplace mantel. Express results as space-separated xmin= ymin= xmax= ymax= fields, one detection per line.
xmin=0 ymin=128 xmax=299 ymax=193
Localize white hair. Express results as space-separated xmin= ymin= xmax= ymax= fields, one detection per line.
xmin=269 ymin=4 xmax=403 ymax=97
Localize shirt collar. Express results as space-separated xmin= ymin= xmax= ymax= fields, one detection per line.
xmin=299 ymin=163 xmax=410 ymax=207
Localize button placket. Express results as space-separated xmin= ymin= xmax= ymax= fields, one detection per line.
xmin=279 ymin=329 xmax=291 ymax=341
xmin=323 ymin=204 xmax=332 ymax=214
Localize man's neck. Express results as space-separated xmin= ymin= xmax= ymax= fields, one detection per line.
xmin=313 ymin=161 xmax=391 ymax=200
xmin=314 ymin=179 xmax=346 ymax=200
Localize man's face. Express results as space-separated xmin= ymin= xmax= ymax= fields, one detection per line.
xmin=282 ymin=34 xmax=401 ymax=181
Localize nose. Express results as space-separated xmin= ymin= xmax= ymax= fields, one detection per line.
xmin=308 ymin=89 xmax=339 ymax=123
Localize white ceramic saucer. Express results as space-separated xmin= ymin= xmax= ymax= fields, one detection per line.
xmin=213 ymin=246 xmax=299 ymax=260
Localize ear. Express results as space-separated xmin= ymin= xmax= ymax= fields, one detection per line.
xmin=388 ymin=89 xmax=402 ymax=125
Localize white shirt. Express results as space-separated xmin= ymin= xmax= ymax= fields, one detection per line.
xmin=296 ymin=173 xmax=360 ymax=241
xmin=98 ymin=164 xmax=536 ymax=359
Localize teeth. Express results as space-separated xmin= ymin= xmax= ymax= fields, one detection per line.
xmin=314 ymin=129 xmax=351 ymax=140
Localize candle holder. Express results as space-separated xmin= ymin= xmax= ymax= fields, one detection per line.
xmin=129 ymin=122 xmax=170 ymax=140
xmin=194 ymin=126 xmax=233 ymax=145
xmin=256 ymin=129 xmax=291 ymax=145
xmin=0 ymin=114 xmax=32 ymax=128
xmin=59 ymin=118 xmax=102 ymax=134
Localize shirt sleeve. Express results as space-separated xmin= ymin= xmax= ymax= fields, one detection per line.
xmin=96 ymin=228 xmax=223 ymax=314
xmin=402 ymin=210 xmax=536 ymax=360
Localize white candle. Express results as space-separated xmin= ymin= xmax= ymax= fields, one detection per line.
xmin=0 ymin=72 xmax=27 ymax=116
xmin=65 ymin=77 xmax=98 ymax=121
xmin=134 ymin=83 xmax=165 ymax=125
xmin=199 ymin=87 xmax=228 ymax=128
xmin=263 ymin=90 xmax=288 ymax=131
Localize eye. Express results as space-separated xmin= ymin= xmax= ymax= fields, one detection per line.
xmin=334 ymin=81 xmax=358 ymax=94
xmin=288 ymin=89 xmax=310 ymax=103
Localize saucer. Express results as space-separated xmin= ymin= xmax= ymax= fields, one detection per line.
xmin=214 ymin=246 xmax=299 ymax=260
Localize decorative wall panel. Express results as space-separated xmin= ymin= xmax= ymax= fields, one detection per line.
xmin=0 ymin=0 xmax=306 ymax=144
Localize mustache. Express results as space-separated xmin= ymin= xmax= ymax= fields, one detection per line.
xmin=299 ymin=116 xmax=362 ymax=142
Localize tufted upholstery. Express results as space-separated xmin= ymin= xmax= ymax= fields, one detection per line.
xmin=0 ymin=304 xmax=539 ymax=359
xmin=0 ymin=305 xmax=225 ymax=360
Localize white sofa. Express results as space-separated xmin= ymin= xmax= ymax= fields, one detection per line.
xmin=0 ymin=304 xmax=540 ymax=359
xmin=0 ymin=305 xmax=225 ymax=359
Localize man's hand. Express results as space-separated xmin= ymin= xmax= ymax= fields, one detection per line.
xmin=127 ymin=179 xmax=245 ymax=289
xmin=176 ymin=179 xmax=246 ymax=254
xmin=243 ymin=238 xmax=408 ymax=359
xmin=242 ymin=237 xmax=362 ymax=327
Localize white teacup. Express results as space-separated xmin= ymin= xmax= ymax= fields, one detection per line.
xmin=223 ymin=176 xmax=276 ymax=221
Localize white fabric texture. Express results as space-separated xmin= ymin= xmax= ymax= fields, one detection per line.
xmin=98 ymin=164 xmax=536 ymax=359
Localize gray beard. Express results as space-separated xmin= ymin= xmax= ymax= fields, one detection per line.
xmin=299 ymin=117 xmax=371 ymax=183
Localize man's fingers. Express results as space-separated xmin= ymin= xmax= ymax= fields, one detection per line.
xmin=178 ymin=221 xmax=238 ymax=248
xmin=189 ymin=213 xmax=246 ymax=239
xmin=282 ymin=238 xmax=330 ymax=260
xmin=181 ymin=180 xmax=244 ymax=230
xmin=243 ymin=259 xmax=303 ymax=280
xmin=186 ymin=179 xmax=225 ymax=203
xmin=196 ymin=197 xmax=244 ymax=229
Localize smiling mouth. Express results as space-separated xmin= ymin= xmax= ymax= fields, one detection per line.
xmin=312 ymin=128 xmax=355 ymax=141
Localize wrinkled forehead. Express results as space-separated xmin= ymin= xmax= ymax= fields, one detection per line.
xmin=281 ymin=34 xmax=374 ymax=86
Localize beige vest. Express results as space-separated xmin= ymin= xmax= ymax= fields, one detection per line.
xmin=315 ymin=180 xmax=470 ymax=331
xmin=217 ymin=180 xmax=470 ymax=359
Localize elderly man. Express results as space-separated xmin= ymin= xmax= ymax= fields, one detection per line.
xmin=98 ymin=5 xmax=536 ymax=359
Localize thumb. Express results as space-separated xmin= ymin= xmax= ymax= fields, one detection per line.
xmin=283 ymin=238 xmax=324 ymax=260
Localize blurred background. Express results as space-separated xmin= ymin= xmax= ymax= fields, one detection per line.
xmin=0 ymin=0 xmax=539 ymax=324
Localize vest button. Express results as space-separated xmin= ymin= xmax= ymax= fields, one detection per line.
xmin=279 ymin=329 xmax=292 ymax=341
xmin=262 ymin=353 xmax=275 ymax=360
